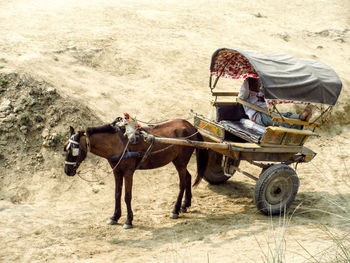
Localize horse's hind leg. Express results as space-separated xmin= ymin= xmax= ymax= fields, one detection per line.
xmin=171 ymin=165 xmax=187 ymax=219
xmin=123 ymin=171 xmax=134 ymax=229
xmin=181 ymin=170 xmax=192 ymax=213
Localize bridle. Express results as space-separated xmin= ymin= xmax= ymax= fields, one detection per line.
xmin=64 ymin=118 xmax=156 ymax=174
xmin=65 ymin=133 xmax=85 ymax=168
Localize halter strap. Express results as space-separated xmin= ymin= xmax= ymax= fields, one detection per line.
xmin=68 ymin=139 xmax=80 ymax=145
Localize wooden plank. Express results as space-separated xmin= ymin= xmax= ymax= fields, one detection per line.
xmin=143 ymin=134 xmax=231 ymax=150
xmin=212 ymin=91 xmax=239 ymax=96
xmin=198 ymin=130 xmax=223 ymax=143
xmin=198 ymin=128 xmax=304 ymax=153
xmin=198 ymin=131 xmax=239 ymax=159
xmin=228 ymin=142 xmax=303 ymax=153
xmin=301 ymin=146 xmax=317 ymax=162
xmin=212 ymin=101 xmax=235 ymax=104
xmin=199 ymin=132 xmax=316 ymax=163
xmin=266 ymin=126 xmax=318 ymax=136
xmin=239 ymin=152 xmax=297 ymax=162
xmin=236 ymin=98 xmax=278 ymax=117
xmin=143 ymin=132 xmax=304 ymax=153
xmin=272 ymin=117 xmax=320 ymax=128
xmin=194 ymin=116 xmax=225 ymax=139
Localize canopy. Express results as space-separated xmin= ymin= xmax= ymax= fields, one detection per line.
xmin=210 ymin=48 xmax=342 ymax=106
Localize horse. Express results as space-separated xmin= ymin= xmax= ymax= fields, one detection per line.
xmin=64 ymin=118 xmax=208 ymax=229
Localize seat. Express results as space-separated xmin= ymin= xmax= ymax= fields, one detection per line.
xmin=220 ymin=119 xmax=266 ymax=144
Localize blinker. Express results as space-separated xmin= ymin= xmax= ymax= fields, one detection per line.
xmin=72 ymin=148 xmax=80 ymax=156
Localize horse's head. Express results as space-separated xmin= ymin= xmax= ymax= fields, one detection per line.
xmin=64 ymin=126 xmax=88 ymax=176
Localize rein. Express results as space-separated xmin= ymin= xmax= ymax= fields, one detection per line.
xmin=71 ymin=115 xmax=204 ymax=183
xmin=77 ymin=168 xmax=111 ymax=183
xmin=135 ymin=135 xmax=154 ymax=169
xmin=110 ymin=139 xmax=130 ymax=171
xmin=75 ymin=133 xmax=113 ymax=183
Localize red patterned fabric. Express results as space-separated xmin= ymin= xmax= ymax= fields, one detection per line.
xmin=266 ymin=99 xmax=311 ymax=105
xmin=210 ymin=49 xmax=258 ymax=79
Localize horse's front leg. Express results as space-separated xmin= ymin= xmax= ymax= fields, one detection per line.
xmin=123 ymin=171 xmax=134 ymax=229
xmin=107 ymin=172 xmax=123 ymax=225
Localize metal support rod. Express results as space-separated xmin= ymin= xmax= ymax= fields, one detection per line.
xmin=272 ymin=102 xmax=285 ymax=122
xmin=230 ymin=165 xmax=258 ymax=181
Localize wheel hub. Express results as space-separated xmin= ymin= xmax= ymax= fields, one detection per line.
xmin=265 ymin=175 xmax=293 ymax=205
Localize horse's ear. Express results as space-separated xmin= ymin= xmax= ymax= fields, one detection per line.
xmin=70 ymin=126 xmax=75 ymax=135
xmin=78 ymin=130 xmax=85 ymax=138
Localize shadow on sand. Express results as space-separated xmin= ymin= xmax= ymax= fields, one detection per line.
xmin=108 ymin=178 xmax=350 ymax=249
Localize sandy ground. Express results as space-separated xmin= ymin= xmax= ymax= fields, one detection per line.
xmin=0 ymin=0 xmax=350 ymax=262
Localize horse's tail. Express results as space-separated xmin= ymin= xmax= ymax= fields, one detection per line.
xmin=193 ymin=132 xmax=208 ymax=187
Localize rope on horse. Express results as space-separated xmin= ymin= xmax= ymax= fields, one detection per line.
xmin=135 ymin=111 xmax=195 ymax=126
xmin=115 ymin=110 xmax=211 ymax=141
xmin=135 ymin=135 xmax=155 ymax=170
xmin=77 ymin=167 xmax=111 ymax=183
xmin=76 ymin=112 xmax=210 ymax=183
xmin=76 ymin=138 xmax=131 ymax=183
xmin=111 ymin=139 xmax=131 ymax=171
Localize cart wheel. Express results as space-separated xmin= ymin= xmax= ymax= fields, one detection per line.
xmin=203 ymin=150 xmax=240 ymax=184
xmin=254 ymin=164 xmax=299 ymax=215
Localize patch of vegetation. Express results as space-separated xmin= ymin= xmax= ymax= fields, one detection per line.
xmin=18 ymin=114 xmax=32 ymax=128
xmin=29 ymin=87 xmax=44 ymax=98
xmin=34 ymin=114 xmax=44 ymax=123
xmin=53 ymin=133 xmax=63 ymax=146
xmin=0 ymin=76 xmax=7 ymax=86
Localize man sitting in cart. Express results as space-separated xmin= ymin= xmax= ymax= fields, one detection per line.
xmin=238 ymin=77 xmax=312 ymax=128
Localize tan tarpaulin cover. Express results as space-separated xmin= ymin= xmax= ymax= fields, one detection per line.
xmin=210 ymin=48 xmax=342 ymax=105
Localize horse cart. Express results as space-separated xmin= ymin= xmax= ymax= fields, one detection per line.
xmin=64 ymin=48 xmax=342 ymax=227
xmin=142 ymin=48 xmax=343 ymax=215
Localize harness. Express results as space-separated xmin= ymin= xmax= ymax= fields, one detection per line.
xmin=64 ymin=136 xmax=81 ymax=166
xmin=107 ymin=125 xmax=155 ymax=170
xmin=65 ymin=119 xmax=155 ymax=171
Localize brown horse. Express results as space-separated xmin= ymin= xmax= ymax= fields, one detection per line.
xmin=64 ymin=118 xmax=208 ymax=229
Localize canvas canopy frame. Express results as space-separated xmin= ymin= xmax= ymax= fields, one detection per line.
xmin=209 ymin=48 xmax=342 ymax=106
xmin=209 ymin=48 xmax=343 ymax=126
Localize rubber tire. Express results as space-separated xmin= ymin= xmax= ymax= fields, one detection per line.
xmin=254 ymin=164 xmax=299 ymax=215
xmin=203 ymin=150 xmax=240 ymax=185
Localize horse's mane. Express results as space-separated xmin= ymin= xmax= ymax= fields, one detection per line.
xmin=86 ymin=124 xmax=118 ymax=137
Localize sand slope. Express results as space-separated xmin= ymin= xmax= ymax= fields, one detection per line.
xmin=0 ymin=0 xmax=350 ymax=262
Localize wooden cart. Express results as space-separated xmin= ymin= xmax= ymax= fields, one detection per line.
xmin=143 ymin=103 xmax=318 ymax=215
xmin=144 ymin=48 xmax=342 ymax=215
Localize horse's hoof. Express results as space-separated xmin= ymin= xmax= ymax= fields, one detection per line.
xmin=181 ymin=207 xmax=187 ymax=213
xmin=170 ymin=213 xmax=179 ymax=219
xmin=107 ymin=219 xmax=118 ymax=225
xmin=123 ymin=224 xmax=133 ymax=229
